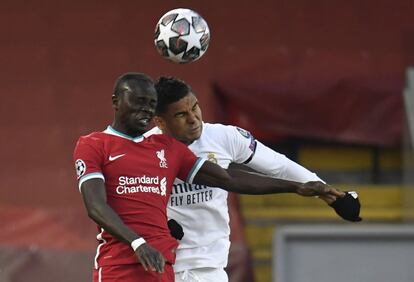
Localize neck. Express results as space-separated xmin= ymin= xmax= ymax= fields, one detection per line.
xmin=181 ymin=139 xmax=195 ymax=146
xmin=111 ymin=122 xmax=143 ymax=138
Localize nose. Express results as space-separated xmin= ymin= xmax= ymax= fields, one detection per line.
xmin=186 ymin=111 xmax=198 ymax=124
xmin=141 ymin=103 xmax=155 ymax=114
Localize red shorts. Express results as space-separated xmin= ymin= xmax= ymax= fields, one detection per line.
xmin=93 ymin=263 xmax=174 ymax=282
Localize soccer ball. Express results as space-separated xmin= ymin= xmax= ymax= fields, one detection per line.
xmin=154 ymin=8 xmax=210 ymax=64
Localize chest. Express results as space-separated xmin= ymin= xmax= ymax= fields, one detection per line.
xmin=102 ymin=139 xmax=178 ymax=181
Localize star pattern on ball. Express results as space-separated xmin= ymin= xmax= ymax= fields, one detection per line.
xmin=157 ymin=20 xmax=180 ymax=48
xmin=154 ymin=8 xmax=210 ymax=63
xmin=167 ymin=50 xmax=185 ymax=63
xmin=180 ymin=24 xmax=203 ymax=52
xmin=173 ymin=9 xmax=195 ymax=24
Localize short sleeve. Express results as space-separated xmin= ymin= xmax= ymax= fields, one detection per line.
xmin=73 ymin=136 xmax=105 ymax=190
xmin=172 ymin=139 xmax=206 ymax=184
xmin=226 ymin=126 xmax=257 ymax=164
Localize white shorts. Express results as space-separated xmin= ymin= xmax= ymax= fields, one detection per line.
xmin=175 ymin=268 xmax=228 ymax=282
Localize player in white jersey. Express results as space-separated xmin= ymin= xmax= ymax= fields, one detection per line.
xmin=149 ymin=77 xmax=360 ymax=282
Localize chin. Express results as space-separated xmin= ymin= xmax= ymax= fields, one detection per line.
xmin=190 ymin=131 xmax=202 ymax=140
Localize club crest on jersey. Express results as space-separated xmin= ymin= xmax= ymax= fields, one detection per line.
xmin=75 ymin=159 xmax=86 ymax=179
xmin=207 ymin=153 xmax=218 ymax=164
xmin=156 ymin=149 xmax=168 ymax=168
xmin=236 ymin=127 xmax=251 ymax=138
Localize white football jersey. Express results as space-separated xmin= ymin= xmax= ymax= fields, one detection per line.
xmin=146 ymin=123 xmax=323 ymax=272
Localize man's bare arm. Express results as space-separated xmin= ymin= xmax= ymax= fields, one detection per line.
xmin=81 ymin=178 xmax=165 ymax=272
xmin=193 ymin=161 xmax=344 ymax=198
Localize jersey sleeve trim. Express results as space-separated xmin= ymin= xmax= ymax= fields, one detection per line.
xmin=243 ymin=140 xmax=258 ymax=164
xmin=78 ymin=172 xmax=105 ymax=192
xmin=186 ymin=158 xmax=207 ymax=184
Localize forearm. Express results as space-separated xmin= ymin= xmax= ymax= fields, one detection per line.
xmin=194 ymin=161 xmax=335 ymax=197
xmin=223 ymin=169 xmax=304 ymax=195
xmin=80 ymin=179 xmax=142 ymax=245
xmin=83 ymin=191 xmax=165 ymax=273
xmin=84 ymin=199 xmax=141 ymax=245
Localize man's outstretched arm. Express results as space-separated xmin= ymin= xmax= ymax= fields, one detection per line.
xmin=192 ymin=161 xmax=343 ymax=199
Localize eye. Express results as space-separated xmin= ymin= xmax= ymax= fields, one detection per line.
xmin=133 ymin=97 xmax=145 ymax=104
xmin=175 ymin=112 xmax=186 ymax=118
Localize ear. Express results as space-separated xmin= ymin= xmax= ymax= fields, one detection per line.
xmin=112 ymin=95 xmax=119 ymax=110
xmin=153 ymin=115 xmax=166 ymax=131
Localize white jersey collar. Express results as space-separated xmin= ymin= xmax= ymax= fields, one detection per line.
xmin=144 ymin=123 xmax=205 ymax=145
xmin=144 ymin=126 xmax=163 ymax=137
xmin=104 ymin=126 xmax=145 ymax=143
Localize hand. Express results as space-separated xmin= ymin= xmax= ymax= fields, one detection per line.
xmin=297 ymin=181 xmax=345 ymax=203
xmin=135 ymin=243 xmax=166 ymax=273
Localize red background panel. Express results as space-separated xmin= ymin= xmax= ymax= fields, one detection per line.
xmin=1 ymin=1 xmax=413 ymax=281
xmin=1 ymin=0 xmax=413 ymax=207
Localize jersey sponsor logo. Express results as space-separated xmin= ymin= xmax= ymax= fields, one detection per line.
xmin=170 ymin=183 xmax=213 ymax=206
xmin=116 ymin=175 xmax=167 ymax=196
xmin=108 ymin=153 xmax=126 ymax=161
xmin=75 ymin=159 xmax=86 ymax=179
xmin=156 ymin=149 xmax=168 ymax=168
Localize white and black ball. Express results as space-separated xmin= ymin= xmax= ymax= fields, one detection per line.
xmin=154 ymin=8 xmax=210 ymax=64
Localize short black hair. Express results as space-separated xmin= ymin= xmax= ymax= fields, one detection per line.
xmin=113 ymin=72 xmax=154 ymax=97
xmin=154 ymin=76 xmax=193 ymax=114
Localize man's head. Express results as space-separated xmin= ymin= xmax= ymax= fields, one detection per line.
xmin=112 ymin=73 xmax=157 ymax=137
xmin=154 ymin=76 xmax=203 ymax=145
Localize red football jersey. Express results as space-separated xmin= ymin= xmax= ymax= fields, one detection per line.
xmin=73 ymin=126 xmax=205 ymax=268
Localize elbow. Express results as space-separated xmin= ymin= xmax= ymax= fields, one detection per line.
xmin=86 ymin=206 xmax=99 ymax=221
xmin=85 ymin=200 xmax=105 ymax=223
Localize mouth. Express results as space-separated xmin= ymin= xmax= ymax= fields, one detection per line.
xmin=136 ymin=115 xmax=152 ymax=126
xmin=190 ymin=126 xmax=201 ymax=133
xmin=139 ymin=117 xmax=151 ymax=123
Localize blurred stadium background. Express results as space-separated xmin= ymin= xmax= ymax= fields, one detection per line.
xmin=1 ymin=1 xmax=413 ymax=281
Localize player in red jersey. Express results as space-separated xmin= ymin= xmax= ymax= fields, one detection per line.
xmin=73 ymin=73 xmax=344 ymax=282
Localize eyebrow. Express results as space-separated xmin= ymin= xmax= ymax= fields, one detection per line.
xmin=173 ymin=101 xmax=198 ymax=117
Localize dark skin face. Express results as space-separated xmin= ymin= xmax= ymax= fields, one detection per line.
xmin=111 ymin=82 xmax=157 ymax=137
xmin=154 ymin=92 xmax=203 ymax=145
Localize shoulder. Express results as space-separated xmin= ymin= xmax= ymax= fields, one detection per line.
xmin=144 ymin=126 xmax=162 ymax=137
xmin=145 ymin=133 xmax=178 ymax=147
xmin=76 ymin=131 xmax=106 ymax=146
xmin=74 ymin=132 xmax=109 ymax=160
xmin=203 ymin=123 xmax=252 ymax=140
xmin=202 ymin=123 xmax=234 ymax=137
